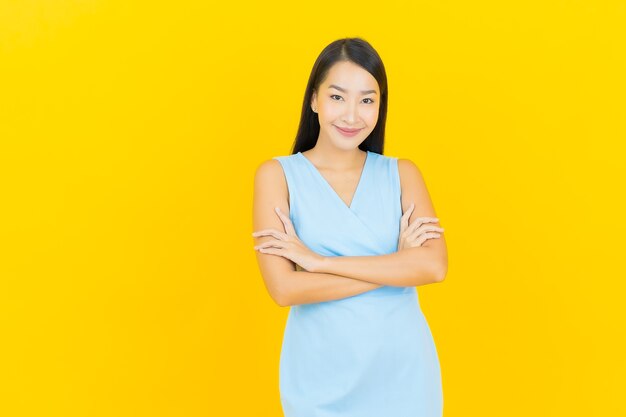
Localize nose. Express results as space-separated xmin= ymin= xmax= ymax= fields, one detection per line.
xmin=341 ymin=100 xmax=359 ymax=124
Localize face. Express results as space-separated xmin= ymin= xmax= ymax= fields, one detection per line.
xmin=311 ymin=61 xmax=380 ymax=151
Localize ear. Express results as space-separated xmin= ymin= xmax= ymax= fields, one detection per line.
xmin=311 ymin=91 xmax=317 ymax=113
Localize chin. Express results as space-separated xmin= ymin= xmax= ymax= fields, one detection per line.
xmin=332 ymin=139 xmax=365 ymax=151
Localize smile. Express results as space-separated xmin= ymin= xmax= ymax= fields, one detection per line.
xmin=334 ymin=125 xmax=363 ymax=137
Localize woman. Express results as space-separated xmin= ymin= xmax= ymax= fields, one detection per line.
xmin=252 ymin=37 xmax=447 ymax=417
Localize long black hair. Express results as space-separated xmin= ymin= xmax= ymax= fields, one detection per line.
xmin=290 ymin=37 xmax=389 ymax=155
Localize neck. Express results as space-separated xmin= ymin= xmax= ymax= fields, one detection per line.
xmin=305 ymin=140 xmax=366 ymax=171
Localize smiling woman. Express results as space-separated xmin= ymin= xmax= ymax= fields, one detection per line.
xmin=252 ymin=37 xmax=446 ymax=417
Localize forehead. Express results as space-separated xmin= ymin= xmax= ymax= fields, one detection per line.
xmin=322 ymin=61 xmax=379 ymax=92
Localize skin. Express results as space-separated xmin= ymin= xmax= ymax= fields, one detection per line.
xmin=252 ymin=60 xmax=448 ymax=306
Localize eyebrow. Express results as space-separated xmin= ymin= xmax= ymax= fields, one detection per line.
xmin=328 ymin=84 xmax=378 ymax=95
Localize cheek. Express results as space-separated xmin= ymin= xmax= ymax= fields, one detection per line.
xmin=364 ymin=107 xmax=379 ymax=123
xmin=319 ymin=102 xmax=340 ymax=117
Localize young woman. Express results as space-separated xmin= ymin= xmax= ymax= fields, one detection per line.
xmin=252 ymin=37 xmax=447 ymax=417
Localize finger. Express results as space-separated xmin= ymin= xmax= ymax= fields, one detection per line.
xmin=400 ymin=203 xmax=414 ymax=232
xmin=406 ymin=225 xmax=444 ymax=241
xmin=257 ymin=246 xmax=283 ymax=256
xmin=414 ymin=232 xmax=442 ymax=246
xmin=274 ymin=207 xmax=297 ymax=236
xmin=400 ymin=204 xmax=416 ymax=235
xmin=401 ymin=202 xmax=414 ymax=218
xmin=251 ymin=229 xmax=289 ymax=241
xmin=252 ymin=228 xmax=278 ymax=236
xmin=404 ymin=217 xmax=440 ymax=236
xmin=409 ymin=216 xmax=439 ymax=225
xmin=406 ymin=229 xmax=442 ymax=244
xmin=254 ymin=240 xmax=286 ymax=250
xmin=402 ymin=218 xmax=430 ymax=238
xmin=252 ymin=229 xmax=285 ymax=240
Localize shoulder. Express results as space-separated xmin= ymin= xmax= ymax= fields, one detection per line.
xmin=369 ymin=153 xmax=423 ymax=183
xmin=254 ymin=158 xmax=288 ymax=187
xmin=395 ymin=157 xmax=439 ymax=226
xmin=368 ymin=151 xmax=397 ymax=168
xmin=397 ymin=157 xmax=425 ymax=184
xmin=255 ymin=158 xmax=283 ymax=176
xmin=397 ymin=157 xmax=421 ymax=174
xmin=253 ymin=158 xmax=290 ymax=216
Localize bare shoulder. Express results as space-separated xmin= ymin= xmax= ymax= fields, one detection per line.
xmin=396 ymin=157 xmax=440 ymax=227
xmin=397 ymin=158 xmax=423 ymax=180
xmin=255 ymin=158 xmax=286 ymax=184
xmin=252 ymin=158 xmax=293 ymax=306
xmin=396 ymin=157 xmax=447 ymax=274
xmin=253 ymin=157 xmax=290 ymax=231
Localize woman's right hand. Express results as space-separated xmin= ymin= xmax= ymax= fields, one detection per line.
xmin=397 ymin=203 xmax=444 ymax=250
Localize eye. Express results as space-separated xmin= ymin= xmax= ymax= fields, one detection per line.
xmin=363 ymin=98 xmax=375 ymax=104
xmin=330 ymin=94 xmax=342 ymax=101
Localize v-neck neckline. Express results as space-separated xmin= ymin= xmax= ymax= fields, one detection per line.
xmin=297 ymin=150 xmax=371 ymax=211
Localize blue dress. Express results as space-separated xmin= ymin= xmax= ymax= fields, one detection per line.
xmin=272 ymin=150 xmax=443 ymax=417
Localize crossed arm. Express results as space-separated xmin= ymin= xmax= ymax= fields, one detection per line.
xmin=274 ymin=246 xmax=445 ymax=306
xmin=314 ymin=246 xmax=446 ymax=286
xmin=253 ymin=158 xmax=448 ymax=307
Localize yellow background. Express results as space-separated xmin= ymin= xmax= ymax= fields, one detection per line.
xmin=1 ymin=1 xmax=624 ymax=416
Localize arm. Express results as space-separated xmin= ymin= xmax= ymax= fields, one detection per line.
xmin=253 ymin=157 xmax=447 ymax=306
xmin=313 ymin=158 xmax=448 ymax=287
xmin=253 ymin=159 xmax=383 ymax=306
xmin=313 ymin=246 xmax=444 ymax=287
xmin=278 ymin=269 xmax=383 ymax=306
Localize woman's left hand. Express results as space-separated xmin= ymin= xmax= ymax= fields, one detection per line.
xmin=252 ymin=207 xmax=325 ymax=272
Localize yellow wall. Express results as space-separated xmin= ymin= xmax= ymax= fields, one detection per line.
xmin=1 ymin=1 xmax=624 ymax=416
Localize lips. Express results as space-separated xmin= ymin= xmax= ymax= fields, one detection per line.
xmin=334 ymin=125 xmax=363 ymax=138
xmin=335 ymin=126 xmax=362 ymax=133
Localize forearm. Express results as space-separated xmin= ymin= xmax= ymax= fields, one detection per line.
xmin=279 ymin=269 xmax=383 ymax=306
xmin=314 ymin=246 xmax=444 ymax=287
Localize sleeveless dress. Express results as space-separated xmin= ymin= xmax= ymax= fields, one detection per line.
xmin=272 ymin=150 xmax=443 ymax=417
